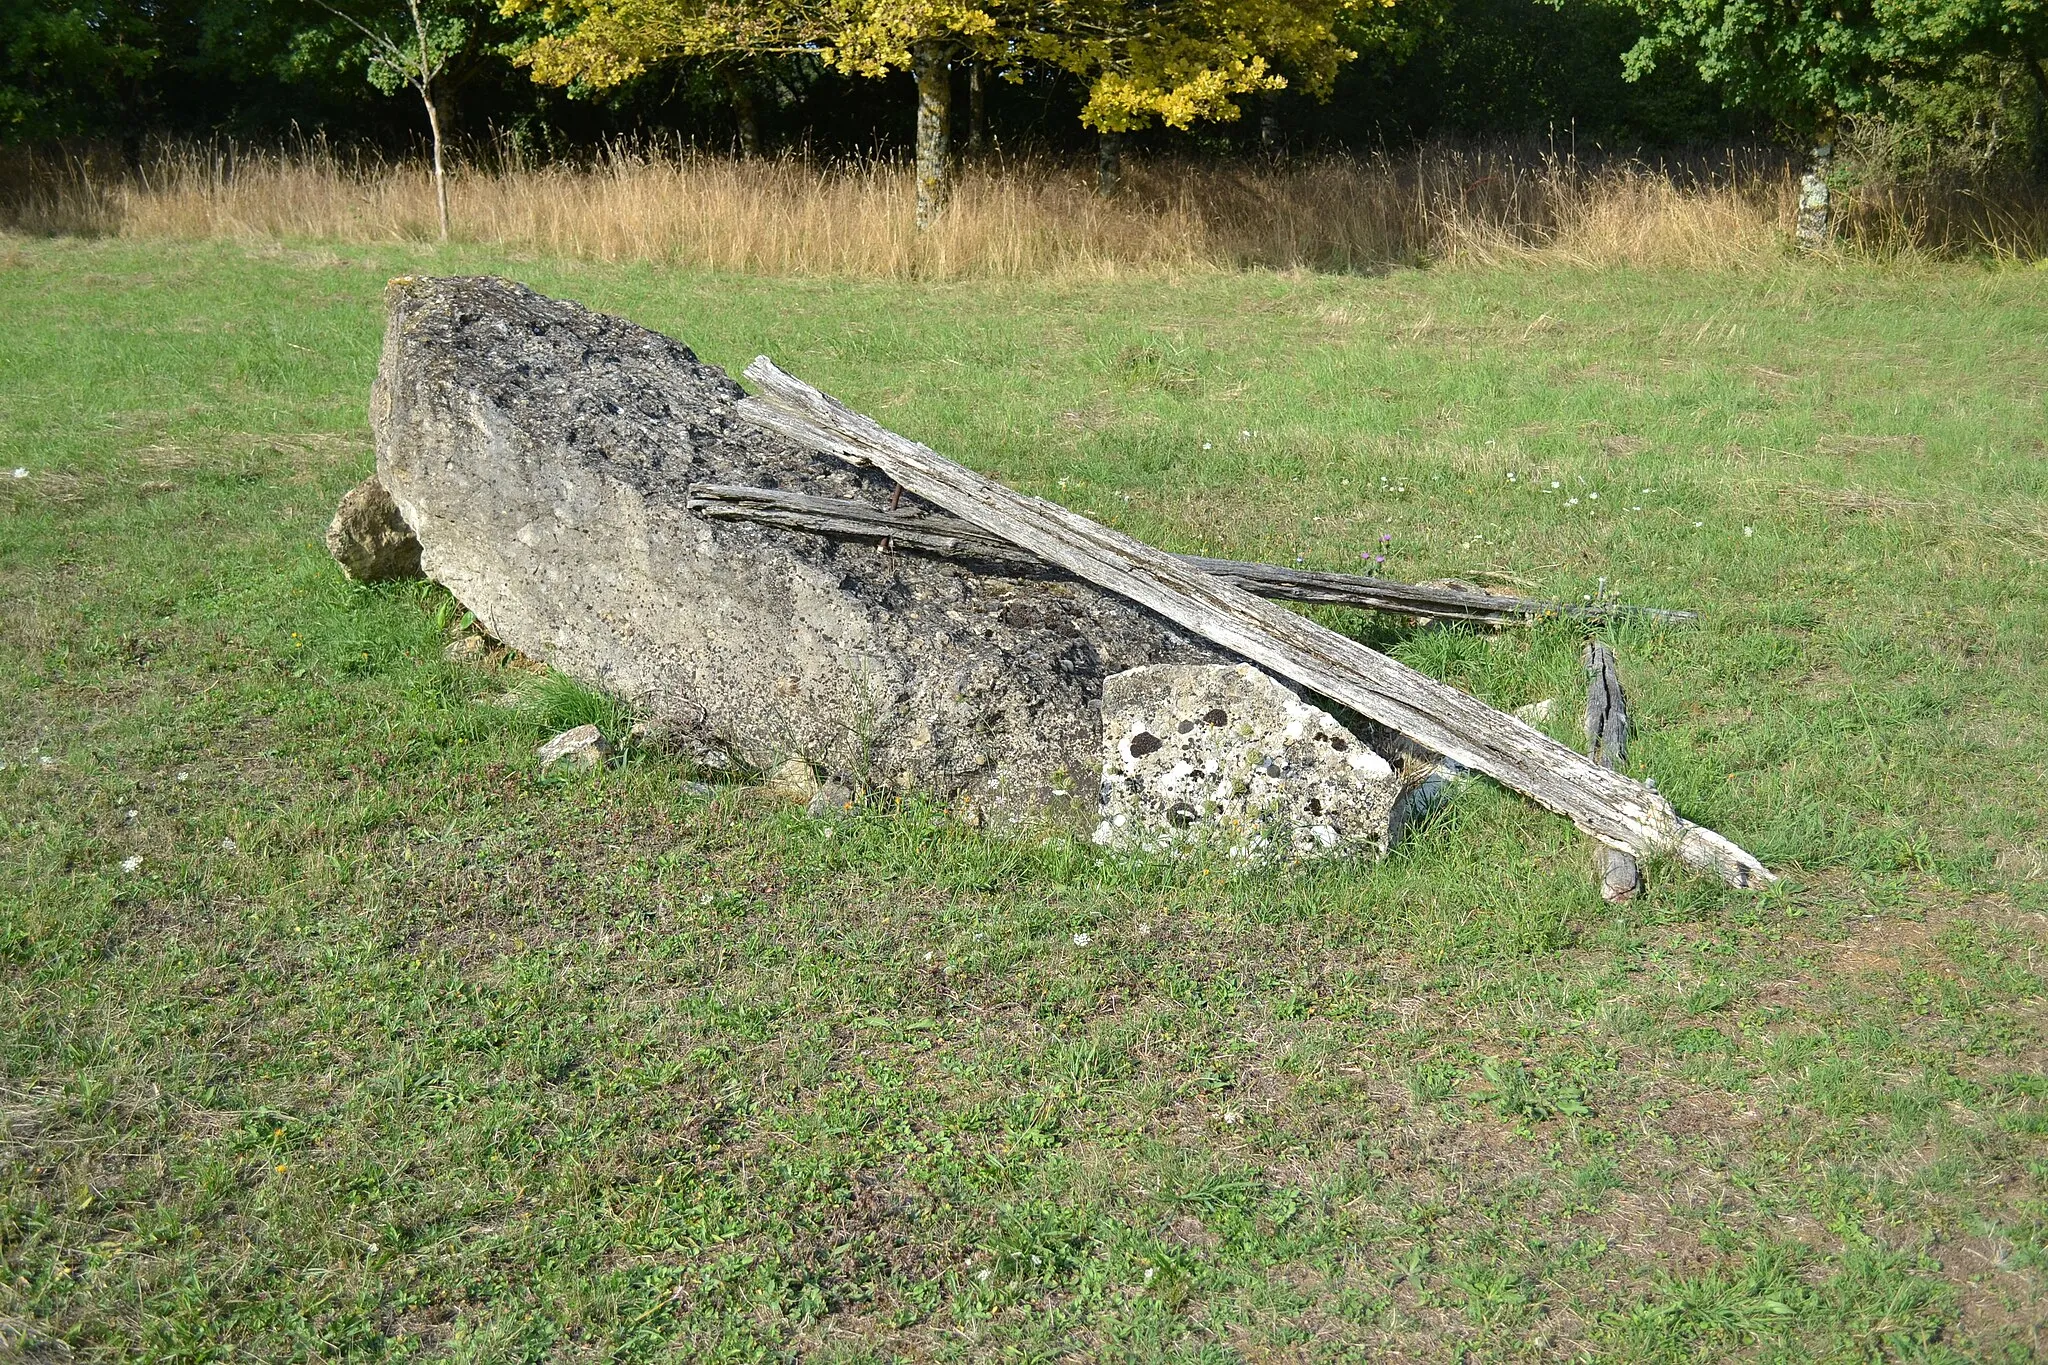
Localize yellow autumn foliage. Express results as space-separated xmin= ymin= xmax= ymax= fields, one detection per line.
xmin=505 ymin=0 xmax=1373 ymax=134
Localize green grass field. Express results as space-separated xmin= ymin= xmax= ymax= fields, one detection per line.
xmin=3 ymin=235 xmax=2046 ymax=1362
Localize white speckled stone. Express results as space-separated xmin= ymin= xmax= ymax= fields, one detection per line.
xmin=1093 ymin=663 xmax=1409 ymax=860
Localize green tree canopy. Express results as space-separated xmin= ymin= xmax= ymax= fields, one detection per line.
xmin=1 ymin=0 xmax=158 ymax=140
xmin=1625 ymin=0 xmax=2048 ymax=137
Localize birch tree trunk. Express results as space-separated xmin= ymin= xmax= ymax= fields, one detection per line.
xmin=913 ymin=44 xmax=952 ymax=231
xmin=1795 ymin=142 xmax=1832 ymax=251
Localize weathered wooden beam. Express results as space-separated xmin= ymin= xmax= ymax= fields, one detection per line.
xmin=1583 ymin=642 xmax=1644 ymax=902
xmin=737 ymin=358 xmax=1772 ymax=889
xmin=687 ymin=482 xmax=1697 ymax=628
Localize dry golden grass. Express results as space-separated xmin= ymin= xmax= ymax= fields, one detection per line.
xmin=5 ymin=139 xmax=2043 ymax=276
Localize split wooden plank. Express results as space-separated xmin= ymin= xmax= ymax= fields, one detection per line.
xmin=688 ymin=482 xmax=1698 ymax=628
xmin=736 ymin=358 xmax=1773 ymax=889
xmin=1583 ymin=642 xmax=1644 ymax=902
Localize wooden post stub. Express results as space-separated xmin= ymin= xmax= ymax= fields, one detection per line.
xmin=1584 ymin=641 xmax=1643 ymax=902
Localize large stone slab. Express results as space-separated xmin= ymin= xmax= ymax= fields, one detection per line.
xmin=1094 ymin=663 xmax=1411 ymax=859
xmin=370 ymin=275 xmax=1224 ymax=827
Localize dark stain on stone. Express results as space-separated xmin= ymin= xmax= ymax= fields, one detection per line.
xmin=1204 ymin=708 xmax=1228 ymax=726
xmin=1167 ymin=802 xmax=1199 ymax=828
xmin=1329 ymin=737 xmax=1348 ymax=751
xmin=1129 ymin=731 xmax=1163 ymax=757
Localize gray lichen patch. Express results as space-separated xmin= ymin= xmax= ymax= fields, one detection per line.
xmin=1094 ymin=663 xmax=1407 ymax=860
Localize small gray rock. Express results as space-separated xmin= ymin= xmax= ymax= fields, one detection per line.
xmin=759 ymin=757 xmax=820 ymax=804
xmin=627 ymin=718 xmax=740 ymax=771
xmin=538 ymin=724 xmax=612 ymax=775
xmin=326 ymin=475 xmax=423 ymax=583
xmin=443 ymin=634 xmax=489 ymax=665
xmin=1093 ymin=663 xmax=1408 ymax=861
xmin=806 ymin=781 xmax=856 ymax=819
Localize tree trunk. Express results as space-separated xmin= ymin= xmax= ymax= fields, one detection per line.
xmin=737 ymin=359 xmax=1775 ymax=890
xmin=967 ymin=62 xmax=987 ymax=155
xmin=912 ymin=44 xmax=952 ymax=231
xmin=733 ymin=84 xmax=761 ymax=159
xmin=422 ymin=85 xmax=450 ymax=243
xmin=2027 ymin=57 xmax=2048 ymax=183
xmin=405 ymin=0 xmax=450 ymax=244
xmin=1795 ymin=142 xmax=1832 ymax=251
xmin=1097 ymin=131 xmax=1123 ymax=196
xmin=1259 ymin=94 xmax=1282 ymax=159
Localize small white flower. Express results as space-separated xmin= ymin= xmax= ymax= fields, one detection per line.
xmin=1222 ymin=1109 xmax=1242 ymax=1125
xmin=1550 ymin=480 xmax=1561 ymax=489
xmin=1030 ymin=1255 xmax=1042 ymax=1266
xmin=977 ymin=1268 xmax=991 ymax=1282
xmin=820 ymin=827 xmax=834 ymax=838
xmin=124 ymin=809 xmax=138 ymax=823
xmin=1135 ymin=922 xmax=1151 ymax=936
xmin=1202 ymin=442 xmax=1212 ymax=450
xmin=923 ymin=951 xmax=934 ymax=963
xmin=1144 ymin=1267 xmax=1157 ymax=1283
xmin=1506 ymin=472 xmax=1516 ymax=481
xmin=698 ymin=892 xmax=714 ymax=906
xmin=11 ymin=468 xmax=26 ymax=479
xmin=220 ymin=837 xmax=237 ymax=853
xmin=1240 ymin=429 xmax=1251 ymax=438
xmin=38 ymin=755 xmax=55 ymax=768
xmin=1694 ymin=520 xmax=1704 ymax=528
xmin=176 ymin=771 xmax=189 ymax=782
xmin=120 ymin=856 xmax=142 ymax=874
xmin=1631 ymin=505 xmax=1642 ymax=511
xmin=1565 ymin=497 xmax=1579 ymax=507
xmin=1587 ymin=492 xmax=1598 ymax=500
xmin=1072 ymin=932 xmax=1091 ymax=946
xmin=365 ymin=1243 xmax=378 ymax=1255
xmin=1743 ymin=526 xmax=1754 ymax=537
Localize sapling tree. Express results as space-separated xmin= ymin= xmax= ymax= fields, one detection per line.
xmin=314 ymin=0 xmax=465 ymax=240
